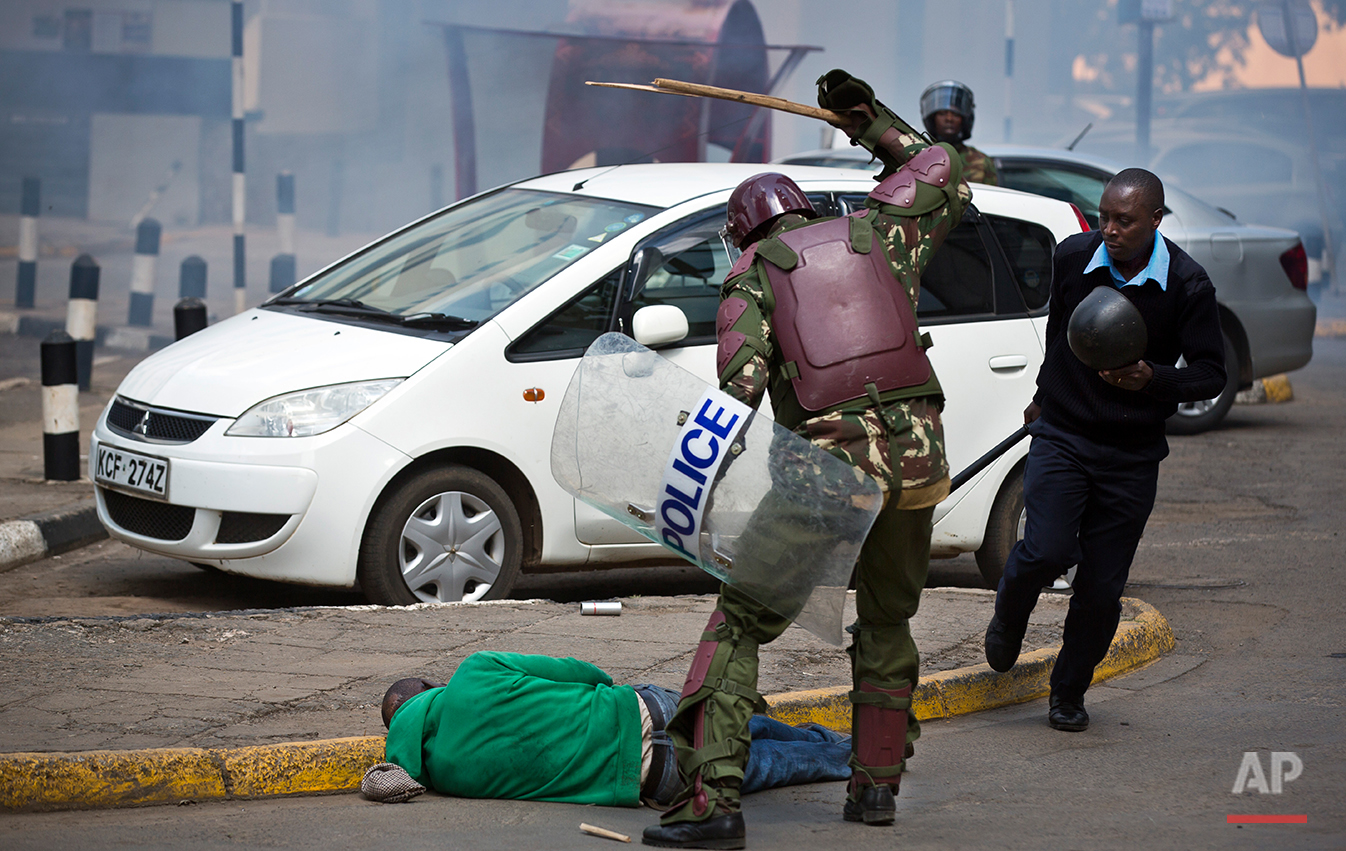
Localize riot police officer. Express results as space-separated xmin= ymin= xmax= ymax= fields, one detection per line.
xmin=643 ymin=69 xmax=972 ymax=849
xmin=920 ymin=80 xmax=998 ymax=186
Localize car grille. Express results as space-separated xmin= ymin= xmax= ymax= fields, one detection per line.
xmin=107 ymin=398 xmax=217 ymax=444
xmin=216 ymin=511 xmax=289 ymax=544
xmin=103 ymin=488 xmax=195 ymax=541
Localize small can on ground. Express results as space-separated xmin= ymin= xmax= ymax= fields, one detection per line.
xmin=579 ymin=601 xmax=622 ymax=616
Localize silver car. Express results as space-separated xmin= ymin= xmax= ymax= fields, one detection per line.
xmin=776 ymin=144 xmax=1318 ymax=433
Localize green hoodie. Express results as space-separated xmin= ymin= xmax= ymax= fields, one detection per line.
xmin=385 ymin=651 xmax=644 ymax=806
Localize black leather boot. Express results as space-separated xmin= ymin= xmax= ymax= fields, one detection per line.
xmin=843 ymin=782 xmax=896 ymax=825
xmin=642 ymin=812 xmax=746 ymax=849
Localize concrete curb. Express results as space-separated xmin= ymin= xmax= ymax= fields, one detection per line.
xmin=0 ymin=503 xmax=106 ymax=574
xmin=0 ymin=598 xmax=1174 ymax=814
xmin=765 ymin=597 xmax=1174 ymax=730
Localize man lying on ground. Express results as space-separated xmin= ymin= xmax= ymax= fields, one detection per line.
xmin=380 ymin=650 xmax=852 ymax=807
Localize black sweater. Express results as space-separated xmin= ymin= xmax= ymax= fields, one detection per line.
xmin=1034 ymin=230 xmax=1227 ymax=445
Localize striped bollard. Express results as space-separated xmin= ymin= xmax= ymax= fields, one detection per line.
xmin=271 ymin=172 xmax=296 ymax=293
xmin=128 ymin=218 xmax=160 ymax=326
xmin=66 ymin=255 xmax=99 ymax=391
xmin=16 ymin=177 xmax=39 ymax=308
xmin=174 ymin=298 xmax=208 ymax=340
xmin=41 ymin=330 xmax=80 ymax=481
xmin=180 ymin=255 xmax=207 ymax=299
xmin=231 ymin=0 xmax=247 ymax=315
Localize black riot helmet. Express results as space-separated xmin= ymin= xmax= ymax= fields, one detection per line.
xmin=920 ymin=81 xmax=976 ymax=142
xmin=1067 ymin=286 xmax=1149 ymax=370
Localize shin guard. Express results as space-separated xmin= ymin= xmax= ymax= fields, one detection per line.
xmin=662 ymin=610 xmax=760 ymax=824
xmin=848 ymin=680 xmax=912 ymax=794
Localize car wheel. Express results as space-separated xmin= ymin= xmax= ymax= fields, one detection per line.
xmin=358 ymin=465 xmax=523 ymax=605
xmin=975 ymin=466 xmax=1024 ymax=590
xmin=1166 ymin=332 xmax=1239 ymax=436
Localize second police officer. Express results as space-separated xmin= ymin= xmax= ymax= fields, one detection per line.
xmin=920 ymin=80 xmax=999 ymax=186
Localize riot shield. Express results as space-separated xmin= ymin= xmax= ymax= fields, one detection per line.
xmin=551 ymin=333 xmax=884 ymax=645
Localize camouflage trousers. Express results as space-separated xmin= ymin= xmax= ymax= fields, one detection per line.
xmin=659 ymin=494 xmax=934 ymax=824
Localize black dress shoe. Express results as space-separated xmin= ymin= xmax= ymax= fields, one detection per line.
xmin=642 ymin=812 xmax=746 ymax=849
xmin=842 ymin=784 xmax=896 ymax=825
xmin=1047 ymin=693 xmax=1089 ymax=732
xmin=984 ymin=615 xmax=1025 ymax=673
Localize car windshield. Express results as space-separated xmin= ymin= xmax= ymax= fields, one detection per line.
xmin=276 ymin=189 xmax=656 ymax=325
xmin=997 ymin=162 xmax=1110 ymax=228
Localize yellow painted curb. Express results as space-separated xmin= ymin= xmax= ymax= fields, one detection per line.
xmin=1261 ymin=374 xmax=1294 ymax=403
xmin=0 ymin=600 xmax=1174 ymax=814
xmin=766 ymin=597 xmax=1173 ymax=729
xmin=0 ymin=736 xmax=385 ymax=814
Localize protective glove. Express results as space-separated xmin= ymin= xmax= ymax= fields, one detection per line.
xmin=816 ymin=69 xmax=904 ymax=174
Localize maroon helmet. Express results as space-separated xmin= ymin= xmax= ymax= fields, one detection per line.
xmin=724 ymin=173 xmax=816 ymax=248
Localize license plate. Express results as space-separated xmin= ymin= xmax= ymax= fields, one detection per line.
xmin=94 ymin=444 xmax=169 ymax=499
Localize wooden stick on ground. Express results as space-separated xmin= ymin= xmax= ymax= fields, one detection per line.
xmin=579 ymin=822 xmax=632 ymax=843
xmin=583 ymin=78 xmax=844 ymax=125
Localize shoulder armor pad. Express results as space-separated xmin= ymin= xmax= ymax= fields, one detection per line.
xmin=868 ymin=145 xmax=953 ymax=207
xmin=725 ymin=244 xmax=758 ymax=282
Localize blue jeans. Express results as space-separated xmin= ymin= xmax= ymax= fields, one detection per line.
xmin=635 ymin=684 xmax=851 ymax=795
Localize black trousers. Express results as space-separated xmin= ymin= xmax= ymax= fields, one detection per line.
xmin=994 ymin=418 xmax=1168 ymax=701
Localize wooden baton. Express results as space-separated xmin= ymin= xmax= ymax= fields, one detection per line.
xmin=584 ymin=78 xmax=844 ymax=124
xmin=579 ymin=822 xmax=632 ymax=842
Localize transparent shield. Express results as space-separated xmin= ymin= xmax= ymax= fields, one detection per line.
xmin=551 ymin=333 xmax=884 ymax=645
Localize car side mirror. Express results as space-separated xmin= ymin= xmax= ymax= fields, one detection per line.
xmin=632 ymin=305 xmax=689 ymax=348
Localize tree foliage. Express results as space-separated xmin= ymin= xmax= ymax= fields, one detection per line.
xmin=1062 ymin=0 xmax=1340 ymax=95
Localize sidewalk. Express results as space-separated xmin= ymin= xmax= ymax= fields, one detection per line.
xmin=0 ymin=588 xmax=1173 ymax=813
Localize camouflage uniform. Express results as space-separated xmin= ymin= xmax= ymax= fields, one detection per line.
xmin=957 ymin=144 xmax=999 ymax=186
xmin=655 ymin=79 xmax=971 ymax=833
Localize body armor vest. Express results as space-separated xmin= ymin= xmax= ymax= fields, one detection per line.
xmin=761 ymin=216 xmax=932 ymax=412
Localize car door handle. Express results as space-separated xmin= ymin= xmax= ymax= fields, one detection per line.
xmin=988 ymin=355 xmax=1029 ymax=372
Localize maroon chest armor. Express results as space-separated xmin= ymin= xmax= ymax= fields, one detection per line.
xmin=763 ymin=216 xmax=931 ymax=412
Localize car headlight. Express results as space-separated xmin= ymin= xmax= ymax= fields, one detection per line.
xmin=226 ymin=379 xmax=403 ymax=437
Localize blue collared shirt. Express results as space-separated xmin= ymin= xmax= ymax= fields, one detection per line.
xmin=1084 ymin=234 xmax=1169 ymax=291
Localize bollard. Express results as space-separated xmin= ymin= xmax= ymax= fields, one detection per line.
xmin=231 ymin=0 xmax=247 ymax=315
xmin=65 ymin=255 xmax=99 ymax=391
xmin=268 ymin=253 xmax=296 ymax=293
xmin=179 ymin=255 xmax=207 ymax=299
xmin=16 ymin=177 xmax=39 ymax=309
xmin=429 ymin=164 xmax=444 ymax=212
xmin=128 ymin=217 xmax=161 ymax=327
xmin=41 ymin=330 xmax=80 ymax=481
xmin=277 ymin=172 xmax=295 ymax=254
xmin=174 ymin=297 xmax=208 ymax=340
xmin=272 ymin=172 xmax=297 ymax=293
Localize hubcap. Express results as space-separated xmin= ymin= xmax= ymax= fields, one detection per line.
xmin=398 ymin=490 xmax=504 ymax=603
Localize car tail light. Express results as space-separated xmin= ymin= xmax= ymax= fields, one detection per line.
xmin=1069 ymin=203 xmax=1091 ymax=232
xmin=1280 ymin=242 xmax=1308 ymax=290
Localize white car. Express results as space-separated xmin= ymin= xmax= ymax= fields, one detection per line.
xmin=90 ymin=164 xmax=1084 ymax=601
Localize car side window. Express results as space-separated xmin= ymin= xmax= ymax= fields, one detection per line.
xmin=509 ymin=268 xmax=621 ymax=359
xmin=986 ymin=215 xmax=1054 ymax=311
xmin=836 ymin=194 xmax=995 ymax=321
xmin=627 ymin=219 xmax=731 ymax=343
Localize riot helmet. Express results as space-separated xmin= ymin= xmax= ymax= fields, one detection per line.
xmin=724 ymin=173 xmax=816 ymax=249
xmin=920 ymin=80 xmax=976 ymax=142
xmin=1066 ymin=286 xmax=1149 ymax=370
